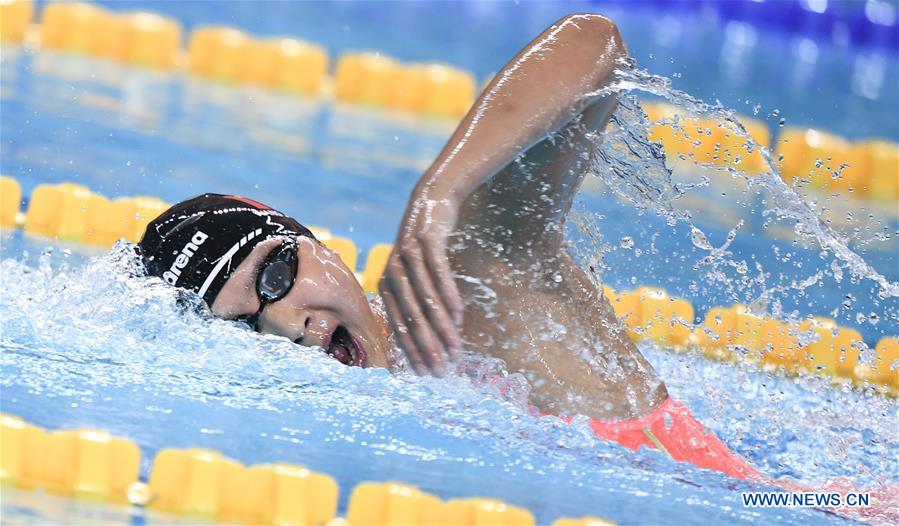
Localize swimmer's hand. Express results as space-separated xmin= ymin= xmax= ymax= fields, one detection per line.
xmin=380 ymin=184 xmax=464 ymax=376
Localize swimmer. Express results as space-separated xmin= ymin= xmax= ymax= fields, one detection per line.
xmin=139 ymin=14 xmax=758 ymax=480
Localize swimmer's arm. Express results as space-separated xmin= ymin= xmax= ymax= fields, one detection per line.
xmin=381 ymin=14 xmax=626 ymax=375
xmin=420 ymin=14 xmax=625 ymax=207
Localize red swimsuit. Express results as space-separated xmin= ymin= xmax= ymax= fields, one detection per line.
xmin=586 ymin=397 xmax=761 ymax=480
xmin=486 ymin=375 xmax=759 ymax=479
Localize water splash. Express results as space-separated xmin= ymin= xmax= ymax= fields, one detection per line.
xmin=586 ymin=58 xmax=899 ymax=302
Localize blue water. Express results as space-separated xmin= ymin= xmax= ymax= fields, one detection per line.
xmin=2 ymin=2 xmax=898 ymax=525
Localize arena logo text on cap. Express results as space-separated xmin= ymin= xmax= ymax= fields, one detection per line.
xmin=162 ymin=230 xmax=209 ymax=286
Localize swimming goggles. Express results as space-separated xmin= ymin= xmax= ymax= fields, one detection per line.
xmin=242 ymin=241 xmax=298 ymax=331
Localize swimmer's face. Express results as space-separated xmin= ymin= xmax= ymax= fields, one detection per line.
xmin=211 ymin=237 xmax=392 ymax=368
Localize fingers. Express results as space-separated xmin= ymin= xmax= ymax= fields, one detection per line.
xmin=380 ymin=286 xmax=426 ymax=374
xmin=389 ymin=266 xmax=447 ymax=376
xmin=380 ymin=255 xmax=449 ymax=376
xmin=421 ymin=236 xmax=465 ymax=326
xmin=400 ymin=239 xmax=463 ymax=361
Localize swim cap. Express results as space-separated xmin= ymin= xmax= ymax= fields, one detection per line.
xmin=138 ymin=193 xmax=315 ymax=306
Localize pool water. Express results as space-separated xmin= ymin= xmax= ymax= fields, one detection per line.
xmin=2 ymin=1 xmax=898 ymax=525
xmin=2 ymin=239 xmax=897 ymax=526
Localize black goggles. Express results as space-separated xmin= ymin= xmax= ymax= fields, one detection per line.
xmin=242 ymin=241 xmax=298 ymax=331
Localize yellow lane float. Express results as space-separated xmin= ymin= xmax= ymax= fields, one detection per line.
xmin=189 ymin=26 xmax=328 ymax=94
xmin=321 ymin=235 xmax=358 ymax=271
xmin=552 ymin=517 xmax=617 ymax=526
xmin=858 ymin=337 xmax=898 ymax=391
xmin=23 ymin=183 xmax=169 ymax=245
xmin=346 ymin=482 xmax=536 ymax=526
xmin=797 ymin=317 xmax=863 ymax=381
xmin=188 ymin=26 xmax=251 ymax=81
xmin=149 ymin=448 xmax=338 ymax=524
xmin=606 ymin=286 xmax=694 ymax=347
xmin=336 ymin=52 xmax=476 ymax=118
xmin=347 ymin=482 xmax=444 ymax=525
xmin=255 ymin=38 xmax=329 ymax=94
xmin=776 ymin=128 xmax=899 ymax=200
xmin=0 ymin=414 xmax=140 ymax=502
xmin=0 ymin=0 xmax=34 ymax=43
xmin=642 ymin=102 xmax=770 ymax=175
xmin=39 ymin=1 xmax=181 ymax=69
xmin=362 ymin=243 xmax=394 ymax=294
xmin=858 ymin=140 xmax=899 ymax=201
xmin=642 ymin=102 xmax=898 ymax=204
xmin=0 ymin=175 xmax=22 ymax=227
xmin=440 ymin=498 xmax=535 ymax=525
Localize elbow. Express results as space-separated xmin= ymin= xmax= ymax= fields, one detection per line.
xmin=557 ymin=13 xmax=621 ymax=36
xmin=553 ymin=14 xmax=628 ymax=90
xmin=556 ymin=13 xmax=627 ymax=60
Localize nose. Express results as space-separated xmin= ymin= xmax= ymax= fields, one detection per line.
xmin=288 ymin=309 xmax=339 ymax=348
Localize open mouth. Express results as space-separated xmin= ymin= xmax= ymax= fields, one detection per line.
xmin=326 ymin=325 xmax=367 ymax=367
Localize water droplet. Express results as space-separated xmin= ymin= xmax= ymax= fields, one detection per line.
xmin=619 ymin=236 xmax=634 ymax=249
xmin=842 ymin=294 xmax=854 ymax=309
xmin=690 ymin=227 xmax=713 ymax=250
xmin=830 ymin=260 xmax=843 ymax=282
xmin=778 ymin=118 xmax=786 ymax=127
xmin=797 ymin=329 xmax=820 ymax=346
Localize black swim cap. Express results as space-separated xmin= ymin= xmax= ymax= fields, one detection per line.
xmin=138 ymin=193 xmax=315 ymax=306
